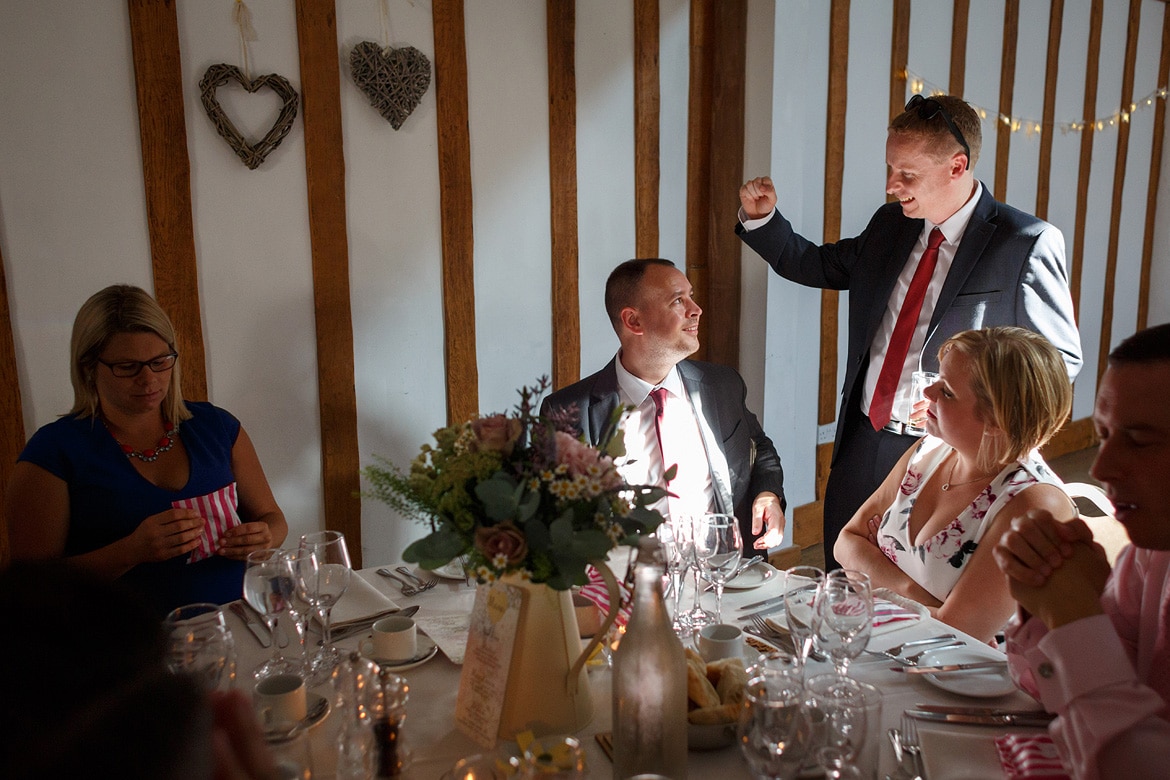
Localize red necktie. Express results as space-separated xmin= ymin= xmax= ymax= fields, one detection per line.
xmin=650 ymin=387 xmax=674 ymax=483
xmin=869 ymin=227 xmax=946 ymax=430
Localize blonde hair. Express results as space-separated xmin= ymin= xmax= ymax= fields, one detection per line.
xmin=69 ymin=285 xmax=191 ymax=423
xmin=939 ymin=327 xmax=1071 ymax=472
xmin=889 ymin=94 xmax=982 ymax=169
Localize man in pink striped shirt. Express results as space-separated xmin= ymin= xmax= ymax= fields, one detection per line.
xmin=994 ymin=322 xmax=1170 ymax=779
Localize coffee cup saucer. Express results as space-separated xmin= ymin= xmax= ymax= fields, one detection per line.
xmin=366 ymin=635 xmax=439 ymax=671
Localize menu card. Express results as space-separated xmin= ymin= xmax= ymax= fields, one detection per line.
xmin=454 ymin=581 xmax=523 ymax=747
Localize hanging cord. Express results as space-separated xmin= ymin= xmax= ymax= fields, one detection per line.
xmin=379 ymin=0 xmax=416 ymax=51
xmin=233 ymin=0 xmax=258 ymax=81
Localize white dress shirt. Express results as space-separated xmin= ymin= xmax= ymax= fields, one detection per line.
xmin=613 ymin=354 xmax=714 ymax=521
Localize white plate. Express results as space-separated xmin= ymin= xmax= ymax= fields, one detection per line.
xmin=724 ymin=563 xmax=778 ymax=590
xmin=368 ymin=635 xmax=439 ymax=671
xmin=915 ymin=645 xmax=1016 ymax=698
xmin=427 ymin=559 xmax=468 ymax=580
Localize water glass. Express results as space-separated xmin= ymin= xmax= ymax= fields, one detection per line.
xmin=737 ymin=668 xmax=812 ymax=780
xmin=694 ymin=513 xmax=743 ymax=623
xmin=782 ymin=566 xmax=824 ymax=671
xmin=164 ymin=602 xmax=236 ymax=690
xmin=812 ymin=570 xmax=873 ymax=675
xmin=804 ymin=674 xmax=882 ymax=780
xmin=297 ymin=530 xmax=352 ymax=680
xmin=244 ymin=548 xmax=299 ymax=679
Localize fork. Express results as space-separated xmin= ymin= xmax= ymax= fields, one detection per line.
xmin=900 ymin=713 xmax=926 ymax=778
xmin=746 ymin=614 xmax=827 ymax=662
xmin=375 ymin=568 xmax=422 ymax=596
xmin=395 ymin=566 xmax=438 ymax=592
xmin=883 ymin=633 xmax=956 ymax=657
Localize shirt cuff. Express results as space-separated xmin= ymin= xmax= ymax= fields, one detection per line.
xmin=738 ymin=208 xmax=775 ymax=231
xmin=1026 ymin=614 xmax=1136 ymax=709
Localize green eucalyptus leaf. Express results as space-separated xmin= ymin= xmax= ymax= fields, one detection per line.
xmin=402 ymin=529 xmax=467 ymax=569
xmin=476 ymin=473 xmax=518 ymax=521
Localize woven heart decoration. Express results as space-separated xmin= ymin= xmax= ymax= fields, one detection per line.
xmin=349 ymin=41 xmax=431 ymax=130
xmin=199 ymin=63 xmax=299 ymax=170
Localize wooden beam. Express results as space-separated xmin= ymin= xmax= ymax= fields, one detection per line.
xmin=1096 ymin=0 xmax=1142 ymax=384
xmin=127 ymin=0 xmax=206 ymax=401
xmin=634 ymin=0 xmax=660 ymax=259
xmin=685 ymin=0 xmax=714 ymax=362
xmin=705 ymin=0 xmax=747 ymax=369
xmin=889 ymin=0 xmax=911 ymax=122
xmin=1139 ymin=0 xmax=1170 ymax=330
xmin=432 ymin=0 xmax=479 ymax=423
xmin=1035 ymin=0 xmax=1064 ymax=221
xmin=548 ymin=0 xmax=580 ymax=390
xmin=294 ymin=0 xmax=362 ymax=565
xmin=1070 ymin=0 xmax=1103 ymax=321
xmin=820 ymin=0 xmax=848 ymax=434
xmin=993 ymin=0 xmax=1019 ymax=202
xmin=0 ymin=249 xmax=21 ymax=568
xmin=949 ymin=0 xmax=970 ymax=95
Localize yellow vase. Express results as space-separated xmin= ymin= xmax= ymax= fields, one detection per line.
xmin=491 ymin=564 xmax=620 ymax=740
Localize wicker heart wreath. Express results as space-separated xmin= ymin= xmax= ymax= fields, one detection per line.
xmin=349 ymin=41 xmax=431 ymax=130
xmin=199 ymin=64 xmax=299 ymax=170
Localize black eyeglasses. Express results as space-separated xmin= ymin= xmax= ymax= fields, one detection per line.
xmin=98 ymin=352 xmax=178 ymax=378
xmin=905 ymin=94 xmax=970 ymax=170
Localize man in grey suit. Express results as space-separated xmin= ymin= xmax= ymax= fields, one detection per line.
xmin=738 ymin=94 xmax=1082 ymax=570
xmin=541 ymin=258 xmax=787 ymax=550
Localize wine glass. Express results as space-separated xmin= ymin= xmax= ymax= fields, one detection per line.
xmin=243 ymin=548 xmax=299 ymax=679
xmin=811 ymin=570 xmax=873 ymax=676
xmin=164 ymin=602 xmax=236 ymax=690
xmin=782 ymin=566 xmax=825 ymax=672
xmin=737 ymin=668 xmax=812 ymax=780
xmin=804 ymin=673 xmax=881 ymax=779
xmin=298 ymin=530 xmax=353 ymax=678
xmin=693 ymin=513 xmax=743 ymax=623
xmin=674 ymin=514 xmax=714 ymax=630
xmin=656 ymin=520 xmax=688 ymax=631
xmin=280 ymin=548 xmax=316 ymax=673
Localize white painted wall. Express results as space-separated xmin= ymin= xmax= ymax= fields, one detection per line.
xmin=2 ymin=1 xmax=1168 ymax=566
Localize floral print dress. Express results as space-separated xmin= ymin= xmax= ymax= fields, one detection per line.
xmin=876 ymin=436 xmax=1067 ymax=603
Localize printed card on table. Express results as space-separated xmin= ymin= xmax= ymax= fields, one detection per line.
xmin=173 ymin=482 xmax=241 ymax=563
xmin=455 ymin=581 xmax=523 ymax=748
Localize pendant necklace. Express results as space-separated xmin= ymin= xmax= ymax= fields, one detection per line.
xmin=941 ymin=455 xmax=992 ymax=492
xmin=115 ymin=421 xmax=180 ymax=463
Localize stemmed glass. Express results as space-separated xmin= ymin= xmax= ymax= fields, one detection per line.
xmin=812 ymin=570 xmax=873 ymax=676
xmin=737 ymin=668 xmax=812 ymax=780
xmin=804 ymin=673 xmax=881 ymax=779
xmin=164 ymin=602 xmax=236 ymax=690
xmin=676 ymin=514 xmax=714 ymax=630
xmin=243 ymin=548 xmax=299 ymax=679
xmin=782 ymin=566 xmax=825 ymax=673
xmin=280 ymin=548 xmax=316 ymax=673
xmin=656 ymin=520 xmax=688 ymax=631
xmin=693 ymin=513 xmax=743 ymax=623
xmin=298 ymin=530 xmax=353 ymax=679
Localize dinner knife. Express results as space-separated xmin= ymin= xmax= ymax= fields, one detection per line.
xmin=905 ymin=708 xmax=1054 ymax=728
xmin=229 ymin=601 xmax=272 ymax=648
xmin=326 ymin=605 xmax=420 ymax=642
xmin=890 ymin=661 xmax=1008 ymax=674
xmin=912 ymin=704 xmax=1055 ymax=718
xmin=738 ymin=594 xmax=786 ymax=611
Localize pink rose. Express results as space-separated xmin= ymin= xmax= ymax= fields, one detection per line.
xmin=469 ymin=414 xmax=522 ymax=455
xmin=555 ymin=431 xmax=612 ymax=477
xmin=474 ymin=522 xmax=528 ymax=566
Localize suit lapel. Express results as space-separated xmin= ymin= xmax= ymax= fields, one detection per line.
xmin=928 ymin=185 xmax=997 ymax=337
xmin=861 ymin=218 xmax=925 ymax=347
xmin=586 ymin=359 xmax=623 ymax=444
xmin=678 ymin=361 xmax=734 ymax=515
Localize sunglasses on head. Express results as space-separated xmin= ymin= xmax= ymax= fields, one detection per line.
xmin=905 ymin=94 xmax=970 ymax=170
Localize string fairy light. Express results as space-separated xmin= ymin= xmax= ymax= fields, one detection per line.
xmin=905 ymin=70 xmax=1169 ymax=138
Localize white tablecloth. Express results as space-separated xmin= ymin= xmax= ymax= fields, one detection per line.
xmin=223 ymin=559 xmax=1044 ymax=778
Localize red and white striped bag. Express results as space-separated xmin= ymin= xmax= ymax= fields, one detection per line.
xmin=174 ymin=482 xmax=241 ymax=563
xmin=995 ymin=733 xmax=1071 ymax=779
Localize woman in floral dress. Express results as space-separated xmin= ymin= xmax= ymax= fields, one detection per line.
xmin=835 ymin=327 xmax=1076 ymax=642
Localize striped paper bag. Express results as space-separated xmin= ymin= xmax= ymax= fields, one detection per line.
xmin=995 ymin=733 xmax=1071 ymax=779
xmin=174 ymin=482 xmax=242 ymax=563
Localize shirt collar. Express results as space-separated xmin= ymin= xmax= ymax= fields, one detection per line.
xmin=927 ymin=180 xmax=982 ymax=246
xmin=614 ymin=352 xmax=685 ymax=405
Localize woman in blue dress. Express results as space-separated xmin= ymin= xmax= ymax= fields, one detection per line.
xmin=5 ymin=284 xmax=287 ymax=613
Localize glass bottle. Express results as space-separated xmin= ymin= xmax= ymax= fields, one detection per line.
xmin=612 ymin=537 xmax=688 ymax=779
xmin=334 ymin=651 xmax=377 ymax=780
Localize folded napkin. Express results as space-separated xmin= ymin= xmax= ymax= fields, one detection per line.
xmin=871 ymin=588 xmax=927 ymax=637
xmin=321 ymin=573 xmax=401 ymax=631
xmin=173 ymin=483 xmax=241 ymax=563
xmin=995 ymin=734 xmax=1071 ymax=779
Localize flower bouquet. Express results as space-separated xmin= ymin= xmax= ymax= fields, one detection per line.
xmin=362 ymin=378 xmax=668 ymax=590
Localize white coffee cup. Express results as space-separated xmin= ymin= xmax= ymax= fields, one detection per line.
xmin=253 ymin=673 xmax=307 ymax=727
xmin=361 ymin=615 xmax=418 ymax=661
xmin=699 ymin=622 xmax=744 ymax=662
